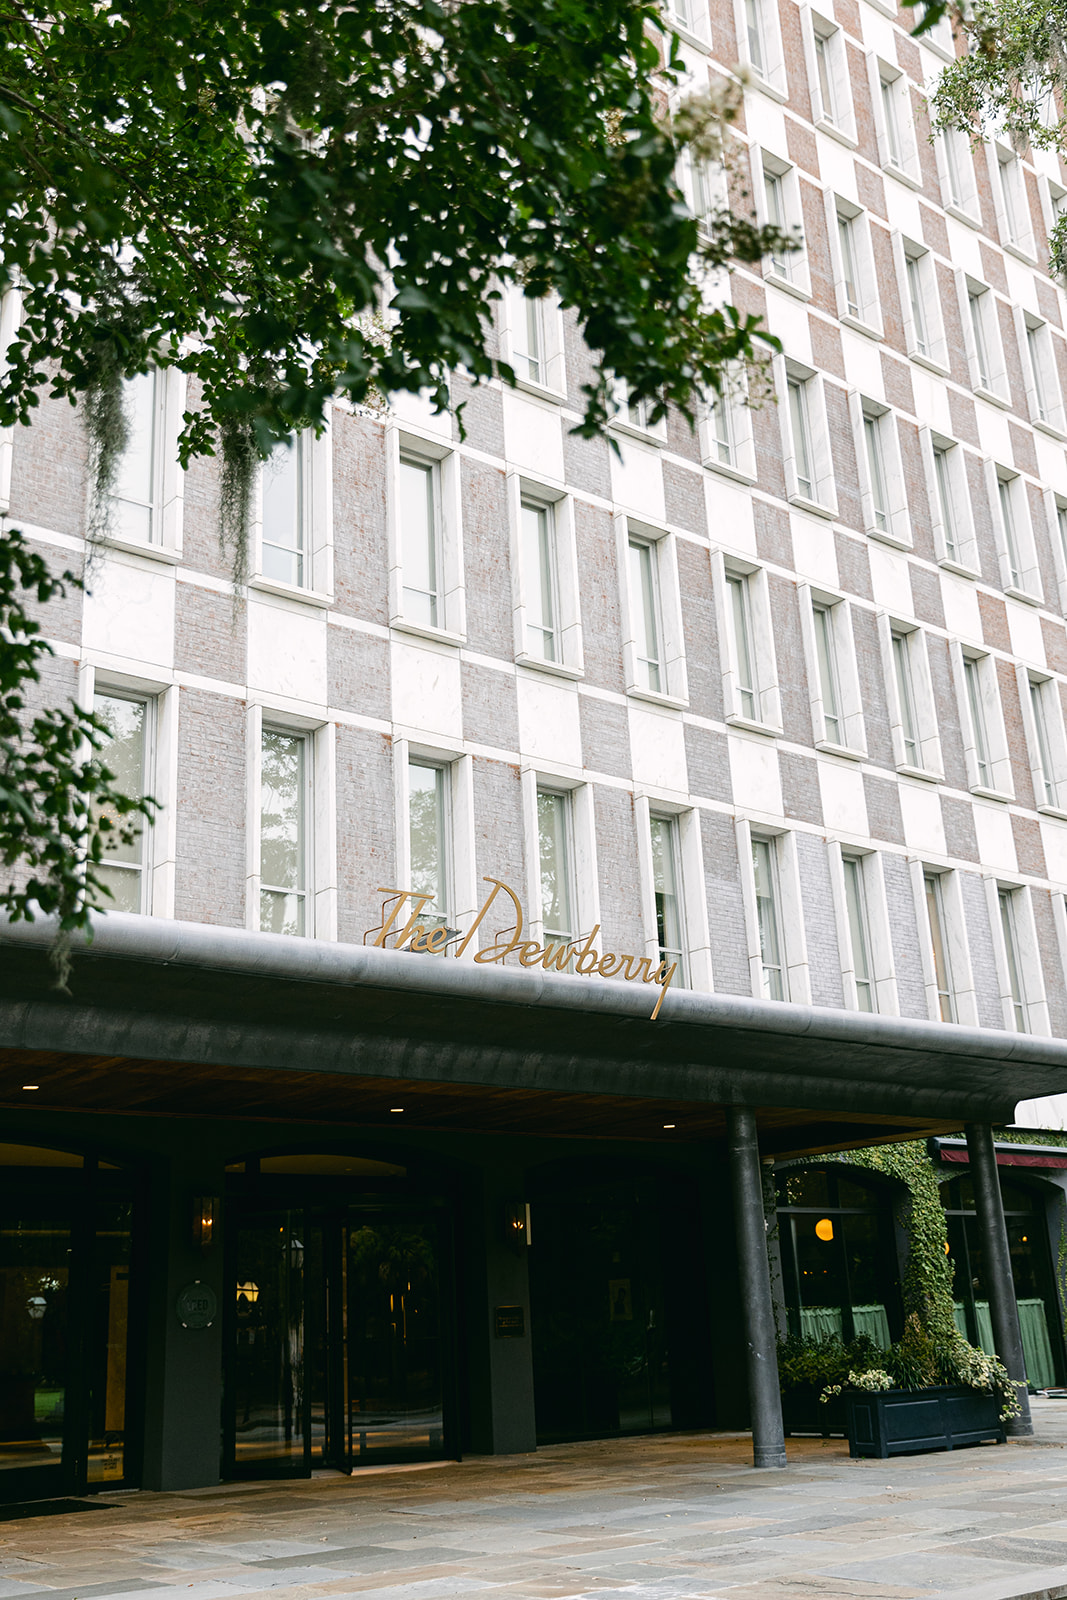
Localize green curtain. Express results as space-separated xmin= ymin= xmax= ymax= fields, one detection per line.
xmin=852 ymin=1303 xmax=891 ymax=1350
xmin=954 ymin=1300 xmax=1056 ymax=1389
xmin=799 ymin=1307 xmax=843 ymax=1342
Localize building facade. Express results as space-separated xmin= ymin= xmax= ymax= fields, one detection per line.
xmin=4 ymin=0 xmax=1067 ymax=1502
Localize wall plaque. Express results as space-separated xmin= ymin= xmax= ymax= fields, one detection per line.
xmin=176 ymin=1281 xmax=217 ymax=1329
xmin=494 ymin=1304 xmax=525 ymax=1338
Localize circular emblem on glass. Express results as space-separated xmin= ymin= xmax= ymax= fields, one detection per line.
xmin=176 ymin=1281 xmax=217 ymax=1329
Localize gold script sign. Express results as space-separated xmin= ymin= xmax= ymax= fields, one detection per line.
xmin=371 ymin=878 xmax=676 ymax=1021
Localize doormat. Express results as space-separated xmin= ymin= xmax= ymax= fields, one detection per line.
xmin=0 ymin=1499 xmax=116 ymax=1522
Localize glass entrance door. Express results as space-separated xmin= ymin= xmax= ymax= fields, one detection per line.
xmin=227 ymin=1201 xmax=448 ymax=1478
xmin=0 ymin=1208 xmax=73 ymax=1498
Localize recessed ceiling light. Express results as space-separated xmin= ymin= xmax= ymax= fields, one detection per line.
xmin=22 ymin=1084 xmax=39 ymax=1091
xmin=390 ymin=1107 xmax=404 ymax=1113
xmin=663 ymin=1123 xmax=675 ymax=1129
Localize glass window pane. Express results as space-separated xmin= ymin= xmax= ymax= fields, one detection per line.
xmin=892 ymin=633 xmax=919 ymax=767
xmin=92 ymin=695 xmax=147 ymax=911
xmin=998 ymin=889 xmax=1027 ymax=1031
xmin=752 ymin=838 xmax=784 ymax=1000
xmin=999 ymin=478 xmax=1023 ymax=587
xmin=629 ymin=540 xmax=662 ymax=693
xmin=837 ymin=214 xmax=859 ymax=317
xmin=1030 ymin=680 xmax=1056 ymax=807
xmin=400 ymin=459 xmax=438 ymax=627
xmin=650 ymin=816 xmax=684 ymax=972
xmin=522 ymin=502 xmax=557 ymax=661
xmin=934 ymin=446 xmax=958 ymax=559
xmin=729 ymin=575 xmax=757 ymax=720
xmin=261 ymin=437 xmax=304 ymax=587
xmin=409 ymin=762 xmax=448 ymax=920
xmin=969 ymin=293 xmax=991 ymax=388
xmin=964 ymin=657 xmax=991 ymax=786
xmin=788 ymin=379 xmax=813 ymax=498
xmin=260 ymin=730 xmax=305 ymax=936
xmin=864 ymin=415 xmax=889 ymax=530
xmin=813 ymin=605 xmax=841 ymax=743
xmin=746 ymin=0 xmax=764 ymax=73
xmin=513 ymin=296 xmax=546 ymax=384
xmin=907 ymin=257 xmax=928 ymax=354
xmin=815 ymin=34 xmax=836 ymax=124
xmin=924 ymin=873 xmax=954 ymax=1021
xmin=881 ymin=78 xmax=902 ymax=166
xmin=538 ymin=790 xmax=574 ymax=943
xmin=843 ymin=857 xmax=874 ymax=1011
xmin=113 ymin=370 xmax=157 ymax=544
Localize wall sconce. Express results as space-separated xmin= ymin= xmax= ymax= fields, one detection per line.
xmin=504 ymin=1201 xmax=532 ymax=1252
xmin=236 ymin=1281 xmax=260 ymax=1315
xmin=815 ymin=1217 xmax=834 ymax=1242
xmin=193 ymin=1196 xmax=219 ymax=1252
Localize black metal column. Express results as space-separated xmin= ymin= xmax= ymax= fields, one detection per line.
xmin=727 ymin=1105 xmax=787 ymax=1468
xmin=965 ymin=1122 xmax=1033 ymax=1437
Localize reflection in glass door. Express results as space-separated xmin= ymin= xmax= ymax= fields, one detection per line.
xmin=0 ymin=1212 xmax=71 ymax=1493
xmin=231 ymin=1212 xmax=309 ymax=1473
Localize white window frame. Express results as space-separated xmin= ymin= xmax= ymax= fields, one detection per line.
xmin=1017 ymin=311 xmax=1066 ymax=437
xmin=700 ymin=370 xmax=757 ymax=483
xmin=951 ymin=644 xmax=1014 ymax=802
xmin=668 ymin=0 xmax=711 ymax=45
xmin=634 ymin=797 xmax=714 ymax=992
xmin=250 ymin=418 xmax=334 ymax=602
xmin=386 ymin=426 xmax=466 ymax=644
xmin=911 ymin=862 xmax=977 ymax=1025
xmin=826 ymin=196 xmax=881 ymax=337
xmin=828 ymin=844 xmax=899 ymax=1015
xmin=737 ymin=821 xmax=811 ymax=1004
xmin=986 ymin=461 xmax=1042 ymax=604
xmin=986 ymin=878 xmax=1049 ymax=1035
xmin=801 ymin=8 xmax=857 ymax=145
xmin=851 ymin=392 xmax=910 ymax=549
xmin=508 ymin=474 xmax=584 ymax=679
xmin=753 ymin=149 xmax=810 ymax=299
xmin=879 ymin=616 xmax=944 ymax=781
xmin=870 ymin=57 xmax=921 ymax=187
xmin=935 ymin=127 xmax=980 ymax=225
xmin=1018 ymin=668 xmax=1067 ymax=818
xmin=499 ymin=283 xmax=567 ymax=401
xmin=1044 ymin=490 xmax=1067 ymax=616
xmin=894 ymin=236 xmax=949 ymax=374
xmin=714 ymin=553 xmax=782 ymax=734
xmin=246 ymin=709 xmax=330 ymax=941
xmin=798 ymin=584 xmax=867 ymax=758
xmin=610 ymin=378 xmax=669 ymax=444
xmin=779 ymin=359 xmax=837 ymax=516
xmin=102 ymin=365 xmax=186 ymax=559
xmin=522 ymin=771 xmax=600 ymax=957
xmin=735 ymin=0 xmax=787 ymax=98
xmin=958 ymin=275 xmax=1010 ymax=405
xmin=988 ymin=143 xmax=1035 ymax=260
xmin=919 ymin=428 xmax=980 ymax=578
xmin=681 ymin=148 xmax=728 ymax=235
xmin=1042 ymin=177 xmax=1067 ymax=283
xmin=617 ymin=516 xmax=688 ymax=707
xmin=393 ymin=739 xmax=480 ymax=951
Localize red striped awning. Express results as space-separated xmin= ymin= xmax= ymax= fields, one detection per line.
xmin=940 ymin=1148 xmax=1067 ymax=1168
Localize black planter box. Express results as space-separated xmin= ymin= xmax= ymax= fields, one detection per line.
xmin=781 ymin=1385 xmax=848 ymax=1437
xmin=846 ymin=1384 xmax=1006 ymax=1459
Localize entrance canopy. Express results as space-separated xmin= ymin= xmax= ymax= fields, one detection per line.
xmin=2 ymin=914 xmax=1066 ymax=1156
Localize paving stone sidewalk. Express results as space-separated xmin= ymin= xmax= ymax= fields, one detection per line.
xmin=6 ymin=1400 xmax=1067 ymax=1600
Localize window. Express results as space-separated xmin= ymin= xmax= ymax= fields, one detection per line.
xmin=650 ymin=815 xmax=686 ymax=980
xmin=924 ymin=435 xmax=978 ymax=574
xmin=864 ymin=414 xmax=890 ymax=533
xmin=838 ymin=212 xmax=861 ymax=318
xmin=718 ymin=557 xmax=780 ymax=731
xmin=812 ymin=602 xmax=843 ymax=744
xmin=960 ymin=280 xmax=1008 ymax=401
xmin=1023 ymin=317 xmax=1065 ymax=433
xmin=990 ymin=465 xmax=1041 ymax=601
xmin=521 ymin=500 xmax=559 ymax=662
xmin=745 ymin=0 xmax=766 ymax=74
xmin=788 ymin=376 xmax=813 ymax=499
xmin=854 ymin=396 xmax=908 ymax=546
xmin=757 ymin=155 xmax=806 ymax=290
xmin=751 ymin=837 xmax=785 ymax=1001
xmin=873 ymin=64 xmax=918 ymax=183
xmin=953 ymin=646 xmax=1012 ymax=800
xmin=260 ymin=436 xmax=305 ymax=587
xmin=842 ymin=855 xmax=875 ymax=1013
xmin=538 ymin=789 xmax=576 ymax=947
xmin=829 ymin=199 xmax=880 ymax=332
xmin=514 ymin=296 xmax=546 ymax=385
xmin=504 ymin=286 xmax=565 ymax=395
xmin=763 ymin=169 xmax=791 ymax=279
xmin=897 ymin=242 xmax=947 ymax=370
xmin=408 ymin=760 xmax=450 ymax=925
xmin=399 ymin=455 xmax=441 ymax=627
xmin=93 ymin=693 xmax=149 ymax=913
xmin=728 ymin=572 xmax=758 ymax=722
xmin=805 ymin=15 xmax=854 ymax=140
xmin=613 ymin=381 xmax=667 ymax=440
xmin=701 ymin=374 xmax=756 ymax=480
xmin=993 ymin=148 xmax=1033 ymax=254
xmin=998 ymin=887 xmax=1028 ymax=1031
xmin=1026 ymin=674 xmax=1065 ymax=812
xmin=801 ymin=587 xmax=865 ymax=756
xmin=628 ymin=537 xmax=663 ymax=694
xmin=893 ymin=632 xmax=920 ymax=768
xmin=923 ymin=872 xmax=955 ymax=1022
xmin=260 ymin=728 xmax=308 ymax=936
xmin=880 ymin=74 xmax=904 ymax=169
xmin=968 ymin=288 xmax=991 ymax=390
xmin=939 ymin=128 xmax=979 ymax=220
xmin=686 ymin=152 xmax=726 ymax=232
xmin=112 ymin=372 xmax=160 ymax=544
xmin=741 ymin=0 xmax=785 ymax=90
xmin=815 ymin=32 xmax=836 ymax=125
xmin=1049 ymin=495 xmax=1067 ymax=613
xmin=906 ymin=256 xmax=928 ymax=356
xmin=882 ymin=621 xmax=941 ymax=777
xmin=964 ymin=657 xmax=991 ymax=789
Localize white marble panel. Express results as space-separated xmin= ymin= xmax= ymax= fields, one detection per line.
xmin=842 ymin=329 xmax=883 ymax=399
xmin=707 ymin=475 xmax=757 ymax=559
xmin=516 ymin=672 xmax=582 ymax=769
xmin=501 ymin=390 xmax=565 ymax=482
xmin=248 ymin=598 xmax=327 ymax=706
xmin=973 ymin=801 xmax=1017 ymax=874
xmin=82 ymin=554 xmax=175 ymax=669
xmin=628 ymin=703 xmax=688 ymax=795
xmin=818 ymin=761 xmax=868 ymax=837
xmin=910 ymin=367 xmax=950 ymax=438
xmin=743 ymin=93 xmax=787 ymax=156
xmin=1035 ymin=432 xmax=1067 ymax=496
xmin=898 ymin=781 xmax=945 ymax=855
xmin=764 ymin=291 xmax=811 ymax=364
xmin=1006 ymin=599 xmax=1046 ymax=669
xmin=389 ymin=386 xmax=454 ymax=442
xmin=728 ymin=733 xmax=782 ymax=817
xmin=940 ymin=571 xmax=982 ymax=645
xmin=976 ymin=403 xmax=1012 ymax=464
xmin=868 ymin=541 xmax=914 ymax=618
xmin=792 ymin=513 xmax=839 ymax=588
xmin=390 ymin=637 xmax=462 ymax=741
xmin=1041 ymin=818 xmax=1067 ymax=887
xmin=883 ymin=182 xmax=922 ymax=243
xmin=610 ymin=438 xmax=665 ymax=523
